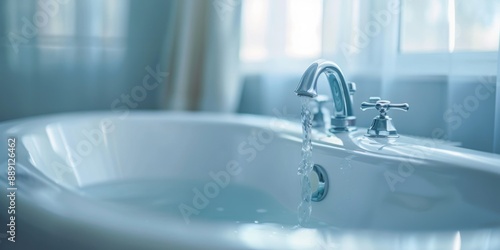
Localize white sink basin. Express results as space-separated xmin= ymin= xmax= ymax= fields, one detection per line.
xmin=1 ymin=111 xmax=500 ymax=249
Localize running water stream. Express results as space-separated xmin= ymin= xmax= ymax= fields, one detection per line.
xmin=297 ymin=96 xmax=314 ymax=226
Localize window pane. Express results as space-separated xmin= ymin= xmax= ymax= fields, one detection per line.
xmin=401 ymin=0 xmax=499 ymax=53
xmin=400 ymin=0 xmax=449 ymax=53
xmin=285 ymin=0 xmax=323 ymax=58
xmin=240 ymin=0 xmax=269 ymax=61
xmin=454 ymin=0 xmax=500 ymax=51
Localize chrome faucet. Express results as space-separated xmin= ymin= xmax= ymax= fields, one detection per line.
xmin=295 ymin=59 xmax=356 ymax=132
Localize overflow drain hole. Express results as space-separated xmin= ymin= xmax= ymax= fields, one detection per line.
xmin=311 ymin=164 xmax=328 ymax=202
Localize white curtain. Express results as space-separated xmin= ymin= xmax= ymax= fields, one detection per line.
xmin=495 ymin=44 xmax=500 ymax=154
xmin=161 ymin=0 xmax=242 ymax=112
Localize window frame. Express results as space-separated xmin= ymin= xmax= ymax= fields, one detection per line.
xmin=392 ymin=0 xmax=498 ymax=77
xmin=394 ymin=52 xmax=498 ymax=76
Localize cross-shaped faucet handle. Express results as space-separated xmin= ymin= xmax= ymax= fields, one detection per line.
xmin=360 ymin=97 xmax=409 ymax=117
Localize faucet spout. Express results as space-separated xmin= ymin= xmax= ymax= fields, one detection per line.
xmin=295 ymin=59 xmax=356 ymax=132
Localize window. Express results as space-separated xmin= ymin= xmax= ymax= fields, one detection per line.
xmin=239 ymin=0 xmax=269 ymax=61
xmin=400 ymin=0 xmax=500 ymax=53
xmin=4 ymin=0 xmax=129 ymax=48
xmin=4 ymin=0 xmax=129 ymax=68
xmin=397 ymin=0 xmax=499 ymax=75
xmin=239 ymin=0 xmax=499 ymax=75
xmin=240 ymin=0 xmax=323 ymax=63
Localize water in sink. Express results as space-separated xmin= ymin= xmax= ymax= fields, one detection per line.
xmin=79 ymin=179 xmax=332 ymax=228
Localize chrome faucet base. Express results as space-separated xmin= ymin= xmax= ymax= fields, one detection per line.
xmin=329 ymin=116 xmax=356 ymax=133
xmin=365 ymin=115 xmax=399 ymax=138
